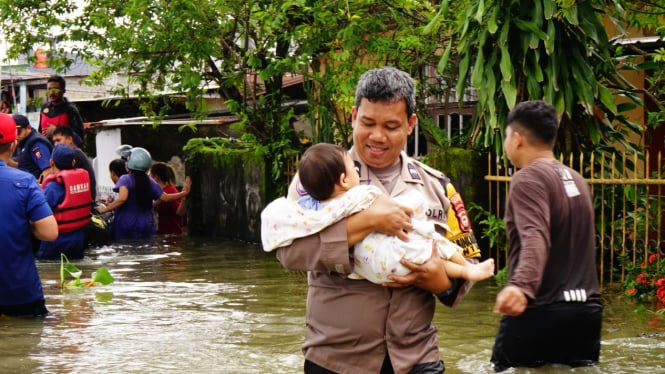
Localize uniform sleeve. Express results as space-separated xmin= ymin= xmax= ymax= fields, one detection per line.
xmin=31 ymin=140 xmax=52 ymax=172
xmin=443 ymin=181 xmax=481 ymax=258
xmin=438 ymin=179 xmax=481 ymax=307
xmin=27 ymin=178 xmax=53 ymax=222
xmin=275 ymin=216 xmax=353 ymax=274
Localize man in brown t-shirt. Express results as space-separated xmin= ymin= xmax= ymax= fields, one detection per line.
xmin=491 ymin=100 xmax=602 ymax=371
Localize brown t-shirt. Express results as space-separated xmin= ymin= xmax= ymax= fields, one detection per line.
xmin=505 ymin=159 xmax=600 ymax=307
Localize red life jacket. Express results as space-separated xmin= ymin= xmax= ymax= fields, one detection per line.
xmin=40 ymin=110 xmax=70 ymax=136
xmin=41 ymin=169 xmax=93 ymax=233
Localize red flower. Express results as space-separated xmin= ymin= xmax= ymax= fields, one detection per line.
xmin=657 ymin=278 xmax=665 ymax=288
xmin=627 ymin=288 xmax=637 ymax=295
xmin=648 ymin=253 xmax=662 ymax=264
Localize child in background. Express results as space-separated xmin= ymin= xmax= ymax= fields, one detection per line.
xmin=150 ymin=162 xmax=186 ymax=235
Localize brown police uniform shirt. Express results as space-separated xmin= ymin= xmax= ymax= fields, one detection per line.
xmin=276 ymin=149 xmax=481 ymax=374
xmin=505 ymin=159 xmax=600 ymax=307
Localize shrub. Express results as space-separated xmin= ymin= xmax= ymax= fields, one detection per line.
xmin=623 ymin=253 xmax=665 ymax=312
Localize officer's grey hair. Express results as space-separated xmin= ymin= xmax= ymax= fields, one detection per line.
xmin=354 ymin=67 xmax=416 ymax=119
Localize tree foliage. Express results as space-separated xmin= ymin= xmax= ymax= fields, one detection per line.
xmin=439 ymin=0 xmax=645 ymax=157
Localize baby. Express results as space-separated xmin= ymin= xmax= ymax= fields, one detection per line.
xmin=261 ymin=143 xmax=494 ymax=284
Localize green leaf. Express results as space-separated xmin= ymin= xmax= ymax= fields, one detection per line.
xmin=437 ymin=42 xmax=453 ymax=73
xmin=499 ymin=44 xmax=513 ymax=82
xmin=543 ymin=0 xmax=555 ymax=20
xmin=475 ymin=0 xmax=485 ymax=23
xmin=514 ymin=19 xmax=547 ymax=40
xmin=544 ymin=19 xmax=555 ymax=55
xmin=488 ymin=6 xmax=499 ymax=34
xmin=471 ymin=49 xmax=485 ymax=87
xmin=597 ymin=85 xmax=617 ymax=113
xmin=501 ymin=79 xmax=517 ymax=109
xmin=91 ymin=267 xmax=115 ymax=286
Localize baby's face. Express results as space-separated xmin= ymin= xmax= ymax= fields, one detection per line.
xmin=343 ymin=153 xmax=360 ymax=188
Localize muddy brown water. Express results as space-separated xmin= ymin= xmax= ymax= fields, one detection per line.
xmin=1 ymin=237 xmax=663 ymax=373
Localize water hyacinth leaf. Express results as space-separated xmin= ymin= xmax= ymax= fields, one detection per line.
xmin=91 ymin=267 xmax=115 ymax=286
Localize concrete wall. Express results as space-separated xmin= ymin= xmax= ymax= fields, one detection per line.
xmin=185 ymin=151 xmax=265 ymax=243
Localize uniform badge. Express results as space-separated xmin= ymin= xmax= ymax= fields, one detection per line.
xmin=33 ymin=149 xmax=43 ymax=159
xmin=407 ymin=163 xmax=421 ymax=180
xmin=43 ymin=108 xmax=50 ymax=114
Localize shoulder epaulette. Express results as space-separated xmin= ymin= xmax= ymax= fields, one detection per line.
xmin=409 ymin=158 xmax=451 ymax=186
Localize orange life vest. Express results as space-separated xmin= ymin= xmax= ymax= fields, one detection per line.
xmin=41 ymin=169 xmax=93 ymax=233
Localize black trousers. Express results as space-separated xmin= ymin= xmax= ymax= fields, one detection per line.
xmin=0 ymin=298 xmax=49 ymax=318
xmin=490 ymin=301 xmax=603 ymax=372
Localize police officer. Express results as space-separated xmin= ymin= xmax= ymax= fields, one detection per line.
xmin=275 ymin=67 xmax=481 ymax=374
xmin=11 ymin=114 xmax=53 ymax=181
xmin=0 ymin=113 xmax=58 ymax=317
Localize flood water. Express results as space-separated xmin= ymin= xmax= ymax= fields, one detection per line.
xmin=1 ymin=237 xmax=663 ymax=374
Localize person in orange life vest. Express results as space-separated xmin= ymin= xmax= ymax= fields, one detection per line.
xmin=36 ymin=144 xmax=93 ymax=260
xmin=38 ymin=75 xmax=84 ymax=147
xmin=52 ymin=126 xmax=97 ymax=201
xmin=150 ymin=162 xmax=186 ymax=235
xmin=9 ymin=114 xmax=53 ymax=182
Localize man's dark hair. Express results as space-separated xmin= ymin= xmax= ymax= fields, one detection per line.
xmin=48 ymin=74 xmax=66 ymax=90
xmin=298 ymin=143 xmax=348 ymax=201
xmin=354 ymin=66 xmax=416 ymax=119
xmin=52 ymin=125 xmax=74 ymax=138
xmin=109 ymin=158 xmax=128 ymax=177
xmin=506 ymin=100 xmax=559 ymax=147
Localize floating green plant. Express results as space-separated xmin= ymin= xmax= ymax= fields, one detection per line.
xmin=60 ymin=253 xmax=114 ymax=290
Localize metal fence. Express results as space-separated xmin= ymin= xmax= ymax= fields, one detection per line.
xmin=484 ymin=151 xmax=664 ymax=287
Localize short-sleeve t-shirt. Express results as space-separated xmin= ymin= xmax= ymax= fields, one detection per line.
xmin=110 ymin=173 xmax=163 ymax=240
xmin=0 ymin=161 xmax=53 ymax=306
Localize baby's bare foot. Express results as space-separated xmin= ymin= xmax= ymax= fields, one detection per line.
xmin=466 ymin=258 xmax=495 ymax=281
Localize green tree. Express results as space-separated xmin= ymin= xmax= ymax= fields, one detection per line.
xmin=438 ymin=0 xmax=644 ymax=157
xmin=0 ymin=0 xmax=456 ymax=186
xmin=609 ymin=1 xmax=665 ymax=134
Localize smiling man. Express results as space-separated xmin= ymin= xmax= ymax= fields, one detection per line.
xmin=275 ymin=67 xmax=482 ymax=374
xmin=38 ymin=74 xmax=85 ymax=146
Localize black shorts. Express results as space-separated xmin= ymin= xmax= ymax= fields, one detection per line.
xmin=490 ymin=301 xmax=602 ymax=372
xmin=0 ymin=298 xmax=49 ymax=318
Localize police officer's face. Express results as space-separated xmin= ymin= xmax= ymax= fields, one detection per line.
xmin=16 ymin=127 xmax=29 ymax=142
xmin=352 ymin=98 xmax=416 ymax=169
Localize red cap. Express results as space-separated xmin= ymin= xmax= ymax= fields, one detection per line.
xmin=0 ymin=113 xmax=18 ymax=144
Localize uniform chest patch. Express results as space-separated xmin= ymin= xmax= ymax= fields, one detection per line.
xmin=407 ymin=163 xmax=421 ymax=180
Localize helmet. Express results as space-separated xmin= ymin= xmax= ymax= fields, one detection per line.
xmin=127 ymin=147 xmax=152 ymax=172
xmin=115 ymin=144 xmax=133 ymax=160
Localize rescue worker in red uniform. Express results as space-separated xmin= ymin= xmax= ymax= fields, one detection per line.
xmin=38 ymin=75 xmax=85 ymax=147
xmin=37 ymin=144 xmax=92 ymax=260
